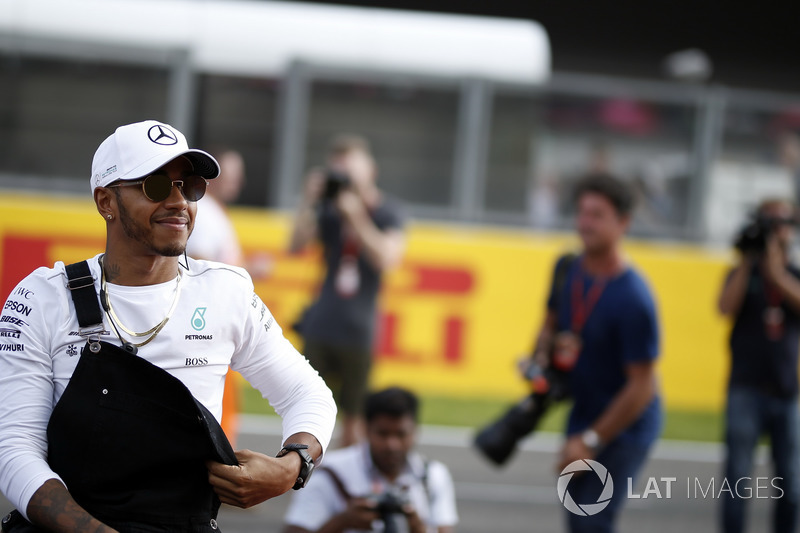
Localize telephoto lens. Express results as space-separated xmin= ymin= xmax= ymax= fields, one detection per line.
xmin=473 ymin=392 xmax=552 ymax=466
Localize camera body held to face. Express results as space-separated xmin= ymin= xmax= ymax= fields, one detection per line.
xmin=322 ymin=169 xmax=351 ymax=201
xmin=734 ymin=214 xmax=798 ymax=255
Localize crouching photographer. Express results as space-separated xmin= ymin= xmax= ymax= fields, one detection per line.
xmin=718 ymin=199 xmax=800 ymax=533
xmin=282 ymin=388 xmax=458 ymax=533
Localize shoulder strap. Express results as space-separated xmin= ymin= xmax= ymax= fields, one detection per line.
xmin=319 ymin=458 xmax=434 ymax=506
xmin=317 ymin=466 xmax=354 ymax=502
xmin=65 ymin=261 xmax=104 ymax=334
xmin=552 ymin=252 xmax=578 ymax=312
xmin=421 ymin=458 xmax=432 ymax=506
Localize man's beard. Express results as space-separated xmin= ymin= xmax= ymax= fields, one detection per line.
xmin=117 ymin=199 xmax=187 ymax=257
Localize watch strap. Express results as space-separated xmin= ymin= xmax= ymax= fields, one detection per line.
xmin=277 ymin=443 xmax=314 ymax=490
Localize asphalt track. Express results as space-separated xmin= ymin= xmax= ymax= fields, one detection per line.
xmin=1 ymin=415 xmax=778 ymax=532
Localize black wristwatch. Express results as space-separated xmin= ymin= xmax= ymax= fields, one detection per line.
xmin=276 ymin=443 xmax=315 ymax=490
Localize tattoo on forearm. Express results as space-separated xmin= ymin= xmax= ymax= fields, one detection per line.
xmin=27 ymin=479 xmax=111 ymax=532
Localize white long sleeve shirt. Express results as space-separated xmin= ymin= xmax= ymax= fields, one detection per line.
xmin=0 ymin=254 xmax=336 ymax=518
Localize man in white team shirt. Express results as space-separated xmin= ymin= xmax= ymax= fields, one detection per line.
xmin=0 ymin=120 xmax=336 ymax=533
xmin=282 ymin=387 xmax=457 ymax=533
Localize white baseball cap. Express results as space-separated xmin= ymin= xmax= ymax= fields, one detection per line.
xmin=90 ymin=120 xmax=220 ymax=193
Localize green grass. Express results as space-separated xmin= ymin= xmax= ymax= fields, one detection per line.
xmin=242 ymin=385 xmax=724 ymax=442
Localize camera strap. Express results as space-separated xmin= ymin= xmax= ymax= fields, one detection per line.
xmin=317 ymin=466 xmax=353 ymax=501
xmin=318 ymin=460 xmax=432 ymax=508
xmin=764 ymin=281 xmax=785 ymax=340
xmin=335 ymin=227 xmax=361 ymax=298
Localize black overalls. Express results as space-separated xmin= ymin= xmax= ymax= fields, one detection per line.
xmin=3 ymin=261 xmax=237 ymax=533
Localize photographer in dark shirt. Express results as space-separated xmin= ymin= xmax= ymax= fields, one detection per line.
xmin=289 ymin=135 xmax=406 ymax=448
xmin=718 ymin=198 xmax=800 ymax=533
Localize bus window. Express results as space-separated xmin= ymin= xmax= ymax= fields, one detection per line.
xmin=0 ymin=54 xmax=168 ymax=191
xmin=195 ymin=74 xmax=280 ymax=208
xmin=304 ymin=79 xmax=459 ymax=209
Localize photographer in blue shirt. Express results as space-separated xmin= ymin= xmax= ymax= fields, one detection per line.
xmin=538 ymin=173 xmax=662 ymax=533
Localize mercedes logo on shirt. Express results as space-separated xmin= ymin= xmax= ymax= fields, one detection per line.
xmin=148 ymin=125 xmax=178 ymax=145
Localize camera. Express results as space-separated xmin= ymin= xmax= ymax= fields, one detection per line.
xmin=371 ymin=487 xmax=410 ymax=533
xmin=473 ymin=361 xmax=571 ymax=466
xmin=322 ymin=169 xmax=351 ymax=200
xmin=734 ymin=214 xmax=797 ymax=254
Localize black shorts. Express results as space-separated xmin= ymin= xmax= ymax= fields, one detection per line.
xmin=303 ymin=341 xmax=372 ymax=416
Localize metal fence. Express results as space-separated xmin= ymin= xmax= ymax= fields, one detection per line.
xmin=1 ymin=36 xmax=798 ymax=245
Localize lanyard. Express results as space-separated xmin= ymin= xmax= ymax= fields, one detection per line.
xmin=341 ymin=230 xmax=360 ymax=258
xmin=763 ymin=279 xmax=785 ymax=340
xmin=765 ymin=281 xmax=782 ymax=308
xmin=570 ymin=268 xmax=608 ymax=333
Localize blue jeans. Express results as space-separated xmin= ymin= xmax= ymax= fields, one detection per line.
xmin=722 ymin=386 xmax=800 ymax=533
xmin=566 ymin=437 xmax=653 ymax=533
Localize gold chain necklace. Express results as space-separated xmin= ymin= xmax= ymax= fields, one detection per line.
xmin=99 ymin=256 xmax=182 ymax=349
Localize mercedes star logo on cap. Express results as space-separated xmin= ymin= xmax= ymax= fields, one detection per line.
xmin=148 ymin=125 xmax=178 ymax=146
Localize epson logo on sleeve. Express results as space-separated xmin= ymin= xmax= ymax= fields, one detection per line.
xmin=4 ymin=301 xmax=33 ymax=316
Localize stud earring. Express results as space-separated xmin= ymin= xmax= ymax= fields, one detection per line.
xmin=106 ymin=214 xmax=113 ymax=220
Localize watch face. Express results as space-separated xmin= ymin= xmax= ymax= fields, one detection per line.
xmin=582 ymin=430 xmax=600 ymax=449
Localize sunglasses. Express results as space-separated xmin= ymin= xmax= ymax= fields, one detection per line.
xmin=108 ymin=174 xmax=207 ymax=203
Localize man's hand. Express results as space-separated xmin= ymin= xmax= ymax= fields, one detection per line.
xmin=764 ymin=233 xmax=787 ymax=284
xmin=335 ymin=498 xmax=381 ymax=530
xmin=335 ymin=188 xmax=368 ymax=223
xmin=207 ymin=449 xmax=298 ymax=508
xmin=718 ymin=253 xmax=755 ymax=316
xmin=402 ymin=503 xmax=427 ymax=533
xmin=557 ymin=434 xmax=595 ymax=473
xmin=333 ymin=188 xmax=405 ymax=271
xmin=761 ymin=231 xmax=800 ymax=313
xmin=303 ymin=169 xmax=326 ymax=206
xmin=289 ymin=169 xmax=325 ymax=254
